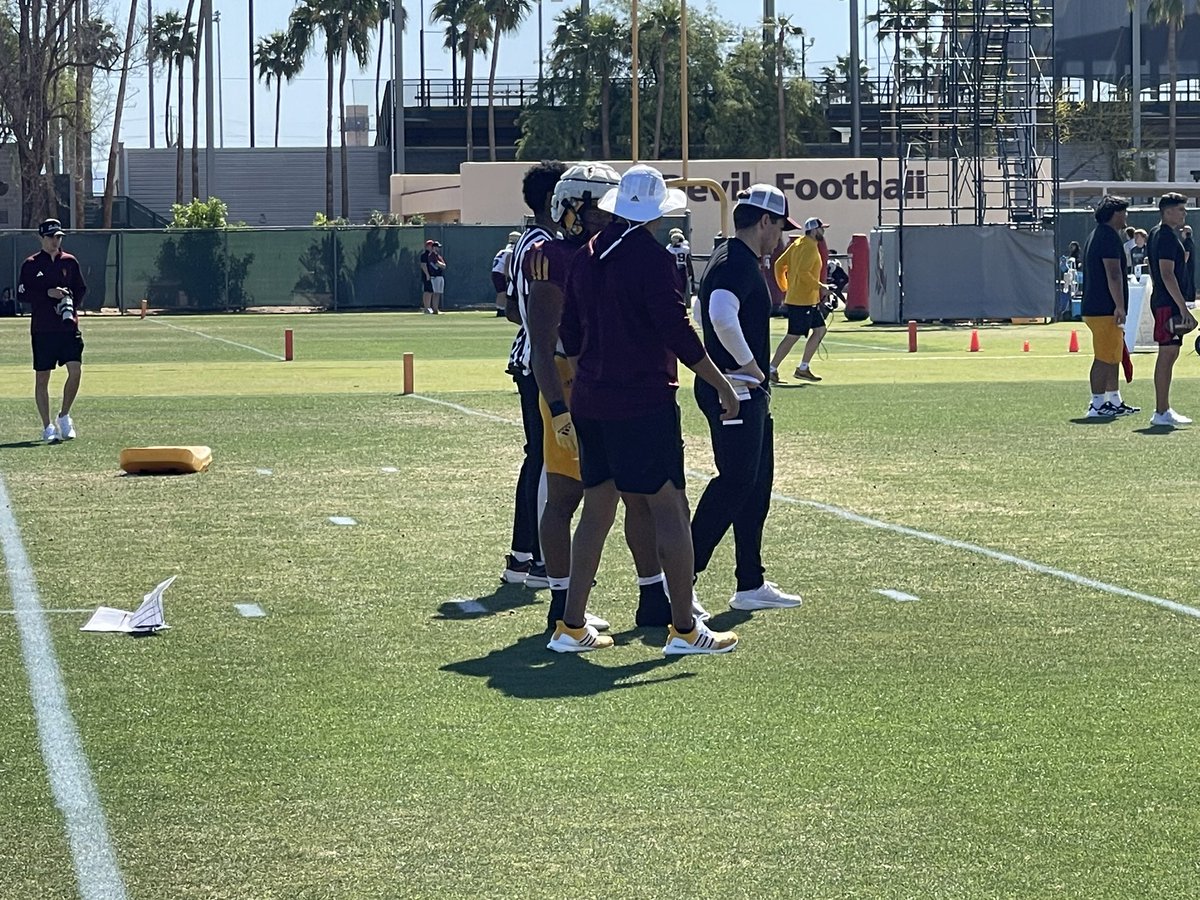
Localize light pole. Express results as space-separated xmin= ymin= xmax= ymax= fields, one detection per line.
xmin=248 ymin=0 xmax=255 ymax=147
xmin=538 ymin=0 xmax=543 ymax=96
xmin=214 ymin=8 xmax=225 ymax=148
xmin=1132 ymin=0 xmax=1142 ymax=153
xmin=419 ymin=0 xmax=427 ymax=105
xmin=849 ymin=0 xmax=861 ymax=156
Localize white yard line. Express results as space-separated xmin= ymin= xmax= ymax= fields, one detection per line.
xmin=234 ymin=604 xmax=266 ymax=618
xmin=148 ymin=318 xmax=285 ymax=360
xmin=410 ymin=392 xmax=1200 ymax=621
xmin=0 ymin=608 xmax=93 ymax=615
xmin=875 ymin=589 xmax=920 ymax=602
xmin=408 ymin=394 xmax=522 ymax=425
xmin=0 ymin=474 xmax=128 ymax=900
xmin=823 ymin=339 xmax=908 ymax=353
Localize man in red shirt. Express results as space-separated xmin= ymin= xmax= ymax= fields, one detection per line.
xmin=554 ymin=165 xmax=743 ymax=656
xmin=18 ymin=219 xmax=86 ymax=444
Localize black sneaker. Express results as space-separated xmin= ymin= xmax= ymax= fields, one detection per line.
xmin=794 ymin=367 xmax=822 ymax=382
xmin=524 ymin=563 xmax=550 ymax=589
xmin=635 ymin=586 xmax=672 ymax=627
xmin=500 ymin=555 xmax=531 ymax=585
xmin=1115 ymin=402 xmax=1141 ymax=415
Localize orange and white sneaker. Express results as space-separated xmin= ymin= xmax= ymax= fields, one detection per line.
xmin=663 ymin=619 xmax=739 ymax=656
xmin=547 ymin=620 xmax=615 ymax=653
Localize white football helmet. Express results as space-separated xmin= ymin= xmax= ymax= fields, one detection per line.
xmin=551 ymin=162 xmax=622 ymax=237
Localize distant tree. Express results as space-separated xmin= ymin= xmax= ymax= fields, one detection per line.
xmin=255 ymin=31 xmax=303 ymax=148
xmin=483 ymin=0 xmax=531 ymax=160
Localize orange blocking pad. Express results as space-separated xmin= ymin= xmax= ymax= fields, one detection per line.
xmin=120 ymin=446 xmax=213 ymax=475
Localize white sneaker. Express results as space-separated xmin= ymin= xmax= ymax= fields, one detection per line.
xmin=42 ymin=424 xmax=59 ymax=444
xmin=1086 ymin=402 xmax=1119 ymax=418
xmin=584 ymin=612 xmax=610 ymax=632
xmin=662 ymin=580 xmax=712 ymax=622
xmin=729 ymin=581 xmax=802 ymax=610
xmin=663 ymin=618 xmax=739 ymax=656
xmin=56 ymin=414 xmax=76 ymax=440
xmin=547 ymin=620 xmax=614 ymax=653
xmin=1151 ymin=408 xmax=1192 ymax=427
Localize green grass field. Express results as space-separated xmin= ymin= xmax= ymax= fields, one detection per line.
xmin=2 ymin=310 xmax=1200 ymax=899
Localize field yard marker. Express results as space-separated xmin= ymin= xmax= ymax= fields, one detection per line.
xmin=329 ymin=516 xmax=357 ymax=526
xmin=139 ymin=298 xmax=147 ymax=319
xmin=406 ymin=392 xmax=1200 ymax=620
xmin=969 ymin=329 xmax=981 ymax=352
xmin=450 ymin=598 xmax=488 ymax=614
xmin=147 ymin=318 xmax=285 ymax=360
xmin=1023 ymin=340 xmax=1030 ymax=352
xmin=381 ymin=466 xmax=398 ymax=473
xmin=234 ymin=603 xmax=267 ymax=618
xmin=256 ymin=468 xmax=273 ymax=476
xmin=876 ymin=589 xmax=920 ymax=602
xmin=1069 ymin=330 xmax=1080 ymax=352
xmin=907 ymin=321 xmax=917 ymax=352
xmin=403 ymin=352 xmax=415 ymax=395
xmin=0 ymin=473 xmax=128 ymax=899
xmin=284 ymin=329 xmax=294 ymax=361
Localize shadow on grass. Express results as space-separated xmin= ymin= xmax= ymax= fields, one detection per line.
xmin=441 ymin=633 xmax=695 ymax=698
xmin=1133 ymin=425 xmax=1182 ymax=435
xmin=1068 ymin=417 xmax=1119 ymax=426
xmin=0 ymin=439 xmax=47 ymax=449
xmin=434 ymin=583 xmax=542 ymax=620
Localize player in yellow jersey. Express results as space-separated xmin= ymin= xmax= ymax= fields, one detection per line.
xmin=768 ymin=216 xmax=833 ymax=383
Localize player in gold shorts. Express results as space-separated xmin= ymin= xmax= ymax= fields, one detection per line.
xmin=1080 ymin=194 xmax=1140 ymax=418
xmin=525 ymin=163 xmax=674 ymax=632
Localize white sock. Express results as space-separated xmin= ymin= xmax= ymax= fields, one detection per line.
xmin=548 ymin=576 xmax=569 ymax=592
xmin=769 ymin=365 xmax=777 ymax=373
xmin=637 ymin=573 xmax=664 ymax=586
xmin=1106 ymin=391 xmax=1122 ymax=406
xmin=511 ymin=551 xmax=532 ymax=563
xmin=1092 ymin=393 xmax=1105 ymax=407
xmin=799 ymin=362 xmax=810 ymax=371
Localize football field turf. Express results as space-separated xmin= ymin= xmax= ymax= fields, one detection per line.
xmin=1 ymin=311 xmax=1198 ymax=899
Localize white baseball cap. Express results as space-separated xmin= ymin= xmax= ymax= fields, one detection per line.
xmin=735 ymin=184 xmax=802 ymax=230
xmin=599 ymin=164 xmax=687 ymax=223
xmin=804 ymin=216 xmax=830 ymax=232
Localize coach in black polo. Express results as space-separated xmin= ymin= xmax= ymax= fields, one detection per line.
xmin=691 ymin=185 xmax=803 ymax=611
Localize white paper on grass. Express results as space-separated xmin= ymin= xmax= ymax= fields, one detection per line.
xmin=81 ymin=575 xmax=175 ymax=633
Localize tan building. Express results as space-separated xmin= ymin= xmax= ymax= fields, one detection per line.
xmin=392 ymin=157 xmax=1019 ymax=251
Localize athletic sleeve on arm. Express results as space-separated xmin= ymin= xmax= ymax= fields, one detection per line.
xmin=708 ymin=288 xmax=754 ymax=367
xmin=70 ymin=258 xmax=87 ymax=305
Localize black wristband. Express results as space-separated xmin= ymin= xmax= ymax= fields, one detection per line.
xmin=548 ymin=400 xmax=569 ymax=417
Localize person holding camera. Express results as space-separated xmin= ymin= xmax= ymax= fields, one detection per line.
xmin=1147 ymin=193 xmax=1195 ymax=427
xmin=17 ymin=219 xmax=85 ymax=444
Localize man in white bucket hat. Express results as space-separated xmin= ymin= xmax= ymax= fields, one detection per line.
xmin=549 ymin=164 xmax=745 ymax=657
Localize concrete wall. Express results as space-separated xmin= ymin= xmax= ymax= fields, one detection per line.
xmin=124 ymin=147 xmax=392 ymax=226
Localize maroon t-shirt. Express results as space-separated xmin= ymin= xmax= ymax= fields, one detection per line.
xmin=522 ymin=236 xmax=578 ymax=291
xmin=18 ymin=249 xmax=86 ymax=334
xmin=560 ymin=222 xmax=705 ymax=421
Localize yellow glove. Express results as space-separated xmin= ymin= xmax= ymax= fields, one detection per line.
xmin=551 ymin=411 xmax=578 ymax=455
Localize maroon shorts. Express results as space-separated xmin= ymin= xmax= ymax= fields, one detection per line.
xmin=1153 ymin=307 xmax=1184 ymax=346
xmin=491 ymin=272 xmax=507 ymax=293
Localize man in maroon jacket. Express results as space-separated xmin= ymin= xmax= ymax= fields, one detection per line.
xmin=18 ymin=219 xmax=86 ymax=444
xmin=551 ymin=165 xmax=744 ymax=657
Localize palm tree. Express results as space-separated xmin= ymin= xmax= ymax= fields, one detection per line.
xmin=104 ymin=0 xmax=140 ymax=228
xmin=336 ymin=1 xmax=380 ymax=219
xmin=190 ymin=0 xmax=208 ymax=200
xmin=819 ymin=54 xmax=873 ymax=105
xmin=641 ymin=2 xmax=680 ymax=159
xmin=432 ymin=0 xmax=492 ymax=161
xmin=1132 ymin=0 xmax=1191 ymax=181
xmin=769 ymin=16 xmax=804 ymax=158
xmin=867 ymin=0 xmax=935 ymax=154
xmin=255 ymin=31 xmax=302 ymax=148
xmin=149 ymin=11 xmax=188 ymax=147
xmin=374 ymin=1 xmax=408 ymax=129
xmin=588 ymin=13 xmax=627 ymax=159
xmin=177 ymin=0 xmax=199 ymax=204
xmin=483 ymin=0 xmax=531 ymax=160
xmin=290 ymin=0 xmax=339 ymax=217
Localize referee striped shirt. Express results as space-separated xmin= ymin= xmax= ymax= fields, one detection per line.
xmin=507 ymin=224 xmax=554 ymax=376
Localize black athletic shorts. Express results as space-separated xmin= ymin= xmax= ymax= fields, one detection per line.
xmin=785 ymin=304 xmax=828 ymax=337
xmin=422 ymin=278 xmax=434 ymax=293
xmin=32 ymin=331 xmax=84 ymax=371
xmin=574 ymin=403 xmax=686 ymax=494
xmin=491 ymin=272 xmax=507 ymax=292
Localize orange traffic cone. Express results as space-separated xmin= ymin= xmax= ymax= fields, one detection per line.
xmin=1068 ymin=330 xmax=1079 ymax=353
xmin=1023 ymin=340 xmax=1030 ymax=352
xmin=969 ymin=330 xmax=981 ymax=352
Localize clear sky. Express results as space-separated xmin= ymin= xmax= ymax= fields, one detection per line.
xmin=103 ymin=0 xmax=884 ymax=151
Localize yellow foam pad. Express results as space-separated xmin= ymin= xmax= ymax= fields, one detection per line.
xmin=120 ymin=446 xmax=213 ymax=475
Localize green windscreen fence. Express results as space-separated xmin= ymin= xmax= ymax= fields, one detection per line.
xmin=1 ymin=225 xmax=519 ymax=312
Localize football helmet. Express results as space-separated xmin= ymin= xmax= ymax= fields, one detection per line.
xmin=551 ymin=163 xmax=621 ymax=238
